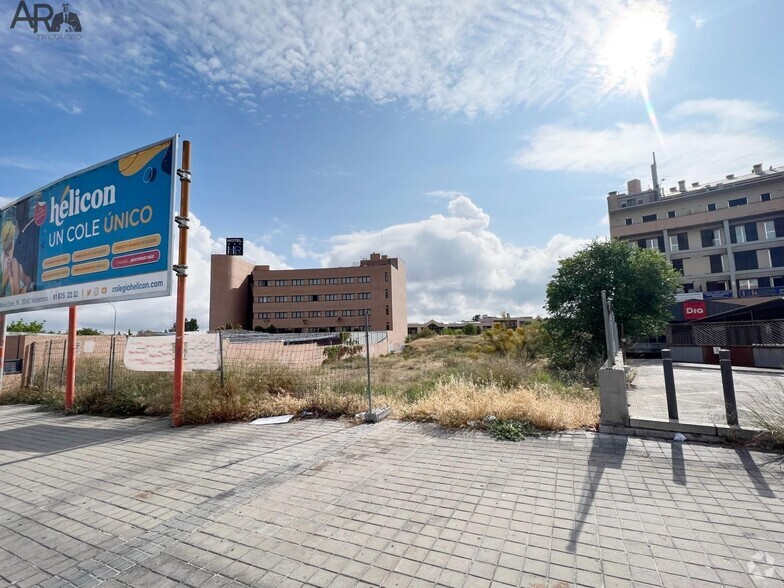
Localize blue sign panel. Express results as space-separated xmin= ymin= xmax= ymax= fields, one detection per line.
xmin=0 ymin=137 xmax=177 ymax=313
xmin=739 ymin=287 xmax=784 ymax=298
xmin=703 ymin=290 xmax=734 ymax=300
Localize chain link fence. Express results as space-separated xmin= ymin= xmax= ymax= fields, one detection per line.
xmin=9 ymin=330 xmax=389 ymax=415
xmin=667 ymin=320 xmax=784 ymax=347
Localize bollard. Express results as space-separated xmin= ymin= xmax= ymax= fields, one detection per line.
xmin=662 ymin=349 xmax=679 ymax=420
xmin=719 ymin=349 xmax=738 ymax=426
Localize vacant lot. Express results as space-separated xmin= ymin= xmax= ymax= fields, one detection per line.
xmin=0 ymin=335 xmax=599 ymax=431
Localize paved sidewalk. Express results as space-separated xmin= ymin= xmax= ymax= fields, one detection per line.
xmin=0 ymin=405 xmax=783 ymax=587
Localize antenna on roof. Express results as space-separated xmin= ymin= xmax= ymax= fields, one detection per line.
xmin=651 ymin=152 xmax=660 ymax=200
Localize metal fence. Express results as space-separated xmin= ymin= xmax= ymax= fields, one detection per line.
xmin=667 ymin=320 xmax=784 ymax=347
xmin=12 ymin=330 xmax=384 ymax=402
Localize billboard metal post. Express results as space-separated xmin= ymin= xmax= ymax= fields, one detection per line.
xmin=0 ymin=315 xmax=6 ymax=395
xmin=172 ymin=140 xmax=191 ymax=427
xmin=65 ymin=306 xmax=77 ymax=410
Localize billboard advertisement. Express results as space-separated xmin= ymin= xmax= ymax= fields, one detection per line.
xmin=0 ymin=136 xmax=177 ymax=313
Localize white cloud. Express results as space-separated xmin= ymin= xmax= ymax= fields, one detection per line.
xmin=424 ymin=190 xmax=467 ymax=199
xmin=1 ymin=0 xmax=674 ymax=117
xmin=9 ymin=196 xmax=589 ymax=330
xmin=12 ymin=212 xmax=288 ymax=334
xmin=321 ymin=195 xmax=588 ymax=321
xmin=512 ymin=99 xmax=784 ymax=186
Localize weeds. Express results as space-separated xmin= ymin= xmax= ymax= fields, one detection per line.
xmin=747 ymin=387 xmax=784 ymax=447
xmin=487 ymin=418 xmax=537 ymax=442
xmin=1 ymin=335 xmax=599 ymax=431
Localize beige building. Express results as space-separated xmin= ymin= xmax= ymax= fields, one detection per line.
xmin=210 ymin=253 xmax=407 ymax=345
xmin=608 ymin=159 xmax=784 ymax=302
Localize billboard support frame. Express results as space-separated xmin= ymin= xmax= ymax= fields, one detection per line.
xmin=172 ymin=140 xmax=191 ymax=427
xmin=65 ymin=306 xmax=77 ymax=410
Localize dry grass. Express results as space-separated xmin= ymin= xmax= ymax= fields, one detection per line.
xmin=1 ymin=335 xmax=599 ymax=431
xmin=401 ymin=376 xmax=598 ymax=430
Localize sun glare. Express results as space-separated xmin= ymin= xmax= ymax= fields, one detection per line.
xmin=600 ymin=7 xmax=674 ymax=92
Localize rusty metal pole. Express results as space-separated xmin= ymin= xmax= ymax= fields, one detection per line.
xmin=172 ymin=140 xmax=191 ymax=427
xmin=65 ymin=306 xmax=77 ymax=411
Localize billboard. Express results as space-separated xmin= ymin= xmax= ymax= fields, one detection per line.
xmin=0 ymin=137 xmax=177 ymax=313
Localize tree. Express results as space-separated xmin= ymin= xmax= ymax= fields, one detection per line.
xmin=76 ymin=327 xmax=101 ymax=336
xmin=545 ymin=239 xmax=680 ymax=370
xmin=7 ymin=319 xmax=45 ymax=333
xmin=172 ymin=318 xmax=199 ymax=332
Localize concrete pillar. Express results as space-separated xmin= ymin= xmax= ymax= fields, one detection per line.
xmin=599 ymin=358 xmax=629 ymax=427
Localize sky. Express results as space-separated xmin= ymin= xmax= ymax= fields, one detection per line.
xmin=1 ymin=0 xmax=784 ymax=333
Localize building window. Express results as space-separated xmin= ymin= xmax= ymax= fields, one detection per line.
xmin=700 ymin=228 xmax=722 ymax=248
xmin=625 ymin=218 xmax=633 ymax=226
xmin=292 ymin=279 xmax=304 ymax=286
xmin=384 ymin=273 xmax=388 ymax=282
xmin=728 ymin=197 xmax=747 ymax=207
xmin=708 ymin=203 xmax=717 ymax=211
xmin=706 ymin=281 xmax=727 ymax=292
xmin=325 ymin=310 xmax=337 ymax=317
xmin=761 ymin=193 xmax=771 ymax=202
xmin=641 ymin=214 xmax=657 ymax=223
xmin=342 ymin=293 xmax=354 ymax=300
xmin=291 ymin=311 xmax=304 ymax=318
xmin=259 ymin=312 xmax=270 ymax=319
xmin=325 ymin=278 xmax=338 ymax=285
xmin=274 ymin=312 xmax=287 ymax=319
xmin=734 ymin=250 xmax=759 ymax=271
xmin=259 ymin=296 xmax=271 ymax=303
xmin=358 ymin=276 xmax=371 ymax=283
xmin=731 ymin=222 xmax=758 ymax=244
xmin=340 ymin=277 xmax=353 ymax=284
xmin=709 ymin=254 xmax=725 ymax=274
xmin=342 ymin=310 xmax=353 ymax=317
xmin=637 ymin=237 xmax=664 ymax=252
xmin=309 ymin=311 xmax=320 ymax=318
xmin=257 ymin=280 xmax=269 ymax=287
xmin=309 ymin=295 xmax=320 ymax=302
xmin=358 ymin=309 xmax=370 ymax=316
xmin=274 ymin=296 xmax=287 ymax=303
xmin=669 ymin=233 xmax=689 ymax=252
xmin=738 ymin=278 xmax=758 ymax=290
xmin=667 ymin=211 xmax=676 ymax=219
xmin=358 ymin=292 xmax=371 ymax=300
xmin=274 ymin=280 xmax=286 ymax=286
xmin=308 ymin=278 xmax=321 ymax=285
xmin=671 ymin=259 xmax=684 ymax=273
xmin=385 ymin=289 xmax=389 ymax=299
xmin=292 ymin=295 xmax=305 ymax=302
xmin=385 ymin=305 xmax=389 ymax=316
xmin=770 ymin=247 xmax=784 ymax=268
xmin=324 ymin=294 xmax=338 ymax=301
xmin=764 ymin=221 xmax=777 ymax=240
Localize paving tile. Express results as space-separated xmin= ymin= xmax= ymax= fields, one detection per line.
xmin=0 ymin=408 xmax=783 ymax=588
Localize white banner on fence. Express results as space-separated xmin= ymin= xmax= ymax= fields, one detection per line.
xmin=124 ymin=333 xmax=220 ymax=372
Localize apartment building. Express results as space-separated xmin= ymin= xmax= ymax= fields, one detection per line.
xmin=210 ymin=253 xmax=407 ymax=345
xmin=608 ymin=159 xmax=784 ymax=302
